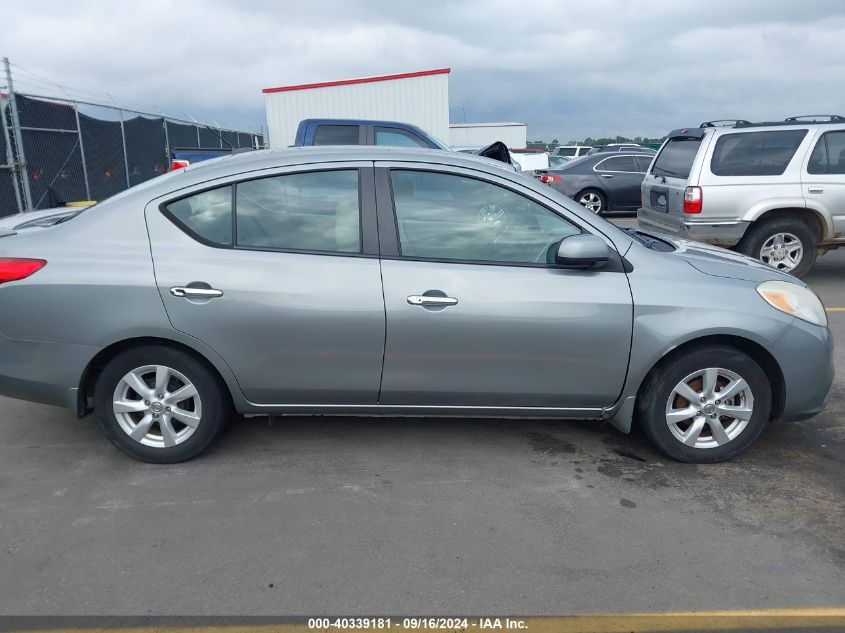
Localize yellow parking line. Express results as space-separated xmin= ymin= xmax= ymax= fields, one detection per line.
xmin=826 ymin=307 xmax=845 ymax=312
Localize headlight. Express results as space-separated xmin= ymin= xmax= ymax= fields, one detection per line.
xmin=757 ymin=280 xmax=827 ymax=326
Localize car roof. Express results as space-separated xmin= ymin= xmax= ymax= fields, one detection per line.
xmin=139 ymin=146 xmax=523 ymax=194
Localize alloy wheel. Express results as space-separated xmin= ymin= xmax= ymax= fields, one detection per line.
xmin=760 ymin=232 xmax=803 ymax=272
xmin=578 ymin=192 xmax=603 ymax=213
xmin=664 ymin=367 xmax=754 ymax=449
xmin=112 ymin=364 xmax=202 ymax=448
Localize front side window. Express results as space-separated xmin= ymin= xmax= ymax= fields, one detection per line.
xmin=236 ymin=170 xmax=361 ymax=253
xmin=808 ymin=131 xmax=845 ymax=175
xmin=596 ymin=156 xmax=638 ymax=172
xmin=375 ymin=127 xmax=428 ymax=148
xmin=390 ymin=170 xmax=580 ymax=264
xmin=710 ymin=130 xmax=807 ymax=176
xmin=313 ymin=125 xmax=360 ymax=145
xmin=165 ymin=186 xmax=233 ymax=246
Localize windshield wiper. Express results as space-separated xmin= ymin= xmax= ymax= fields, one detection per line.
xmin=652 ymin=166 xmax=680 ymax=177
xmin=626 ymin=227 xmax=656 ymax=249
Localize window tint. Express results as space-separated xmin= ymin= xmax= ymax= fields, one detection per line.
xmin=165 ymin=186 xmax=233 ymax=246
xmin=390 ymin=170 xmax=580 ymax=264
xmin=636 ymin=156 xmax=653 ymax=173
xmin=556 ymin=147 xmax=576 ymax=157
xmin=236 ymin=170 xmax=360 ymax=253
xmin=596 ymin=156 xmax=638 ymax=172
xmin=313 ymin=125 xmax=360 ymax=145
xmin=808 ymin=131 xmax=845 ymax=175
xmin=652 ymin=138 xmax=702 ymax=179
xmin=375 ymin=127 xmax=427 ymax=147
xmin=710 ymin=130 xmax=807 ymax=176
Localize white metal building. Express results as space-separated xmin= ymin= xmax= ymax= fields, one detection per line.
xmin=449 ymin=122 xmax=527 ymax=149
xmin=263 ymin=68 xmax=451 ymax=148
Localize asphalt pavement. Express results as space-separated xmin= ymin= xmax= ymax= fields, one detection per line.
xmin=0 ymin=221 xmax=843 ymax=616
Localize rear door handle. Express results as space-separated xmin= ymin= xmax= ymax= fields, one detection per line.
xmin=600 ymin=174 xmax=614 ymax=178
xmin=407 ymin=295 xmax=458 ymax=307
xmin=808 ymin=187 xmax=824 ymax=194
xmin=170 ymin=286 xmax=224 ymax=299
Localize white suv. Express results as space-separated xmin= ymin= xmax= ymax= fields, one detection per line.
xmin=637 ymin=116 xmax=845 ymax=276
xmin=553 ymin=145 xmax=592 ymax=159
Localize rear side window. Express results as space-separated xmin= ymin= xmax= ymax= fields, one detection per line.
xmin=652 ymin=138 xmax=702 ymax=179
xmin=636 ymin=156 xmax=653 ymax=173
xmin=313 ymin=125 xmax=360 ymax=145
xmin=710 ymin=130 xmax=807 ymax=176
xmin=596 ymin=156 xmax=638 ymax=172
xmin=808 ymin=131 xmax=845 ymax=175
xmin=375 ymin=127 xmax=428 ymax=148
xmin=236 ymin=170 xmax=361 ymax=253
xmin=165 ymin=186 xmax=233 ymax=246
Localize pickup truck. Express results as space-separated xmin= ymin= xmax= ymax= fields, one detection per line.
xmin=293 ymin=118 xmax=514 ymax=168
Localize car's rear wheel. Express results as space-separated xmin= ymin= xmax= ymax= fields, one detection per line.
xmin=737 ymin=217 xmax=817 ymax=277
xmin=94 ymin=346 xmax=229 ymax=463
xmin=576 ymin=189 xmax=606 ymax=214
xmin=636 ymin=346 xmax=772 ymax=463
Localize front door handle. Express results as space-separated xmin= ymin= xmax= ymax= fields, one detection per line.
xmin=600 ymin=174 xmax=614 ymax=178
xmin=407 ymin=295 xmax=458 ymax=307
xmin=170 ymin=286 xmax=224 ymax=299
xmin=808 ymin=187 xmax=824 ymax=194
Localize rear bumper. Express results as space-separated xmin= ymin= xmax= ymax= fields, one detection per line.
xmin=638 ymin=209 xmax=749 ymax=247
xmin=0 ymin=334 xmax=96 ymax=412
xmin=768 ymin=319 xmax=835 ymax=422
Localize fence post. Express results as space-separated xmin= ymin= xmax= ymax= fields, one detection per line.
xmin=162 ymin=118 xmax=170 ymax=169
xmin=195 ymin=124 xmax=201 ymax=148
xmin=3 ymin=56 xmax=33 ymax=211
xmin=1 ymin=98 xmax=24 ymax=213
xmin=118 ymin=109 xmax=130 ymax=189
xmin=73 ymin=102 xmax=91 ymax=201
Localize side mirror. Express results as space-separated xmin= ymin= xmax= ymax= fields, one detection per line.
xmin=554 ymin=234 xmax=610 ymax=269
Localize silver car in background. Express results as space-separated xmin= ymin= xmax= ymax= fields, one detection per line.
xmin=0 ymin=147 xmax=833 ymax=463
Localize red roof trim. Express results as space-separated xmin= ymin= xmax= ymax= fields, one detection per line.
xmin=262 ymin=68 xmax=451 ymax=94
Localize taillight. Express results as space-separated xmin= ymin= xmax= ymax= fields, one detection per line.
xmin=683 ymin=186 xmax=703 ymax=214
xmin=0 ymin=258 xmax=47 ymax=284
xmin=170 ymin=159 xmax=190 ymax=171
xmin=539 ymin=174 xmax=561 ymax=184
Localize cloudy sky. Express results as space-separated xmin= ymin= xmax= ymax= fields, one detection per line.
xmin=4 ymin=0 xmax=845 ymax=142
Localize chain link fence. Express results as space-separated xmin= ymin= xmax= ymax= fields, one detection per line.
xmin=1 ymin=92 xmax=263 ymax=216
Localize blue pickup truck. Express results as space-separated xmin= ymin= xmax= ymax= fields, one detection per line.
xmin=293 ymin=118 xmax=512 ymax=167
xmin=293 ymin=118 xmax=450 ymax=149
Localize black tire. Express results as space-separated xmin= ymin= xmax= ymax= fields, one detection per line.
xmin=575 ymin=188 xmax=607 ymax=214
xmin=94 ymin=345 xmax=230 ymax=463
xmin=737 ymin=217 xmax=817 ymax=278
xmin=636 ymin=346 xmax=772 ymax=463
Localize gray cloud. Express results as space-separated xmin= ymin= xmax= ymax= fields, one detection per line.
xmin=4 ymin=0 xmax=845 ymax=140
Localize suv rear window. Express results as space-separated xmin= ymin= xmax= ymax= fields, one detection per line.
xmin=313 ymin=125 xmax=360 ymax=145
xmin=710 ymin=130 xmax=807 ymax=176
xmin=651 ymin=138 xmax=701 ymax=179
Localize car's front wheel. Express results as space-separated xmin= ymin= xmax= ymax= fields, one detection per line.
xmin=636 ymin=346 xmax=772 ymax=463
xmin=94 ymin=345 xmax=230 ymax=463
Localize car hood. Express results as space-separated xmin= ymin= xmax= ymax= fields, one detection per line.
xmin=648 ymin=233 xmax=803 ymax=285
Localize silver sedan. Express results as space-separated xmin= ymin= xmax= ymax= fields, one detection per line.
xmin=0 ymin=147 xmax=833 ymax=463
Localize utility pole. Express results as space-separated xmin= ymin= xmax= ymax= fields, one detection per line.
xmin=3 ymin=57 xmax=33 ymax=211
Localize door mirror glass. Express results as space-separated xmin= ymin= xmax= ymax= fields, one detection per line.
xmin=554 ymin=234 xmax=610 ymax=269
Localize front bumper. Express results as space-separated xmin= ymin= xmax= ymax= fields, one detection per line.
xmin=638 ymin=209 xmax=749 ymax=247
xmin=767 ymin=318 xmax=835 ymax=422
xmin=0 ymin=333 xmax=97 ymax=412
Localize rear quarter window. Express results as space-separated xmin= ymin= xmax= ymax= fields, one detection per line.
xmin=710 ymin=130 xmax=807 ymax=176
xmin=313 ymin=125 xmax=360 ymax=145
xmin=651 ymin=138 xmax=702 ymax=179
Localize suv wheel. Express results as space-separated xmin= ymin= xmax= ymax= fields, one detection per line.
xmin=94 ymin=346 xmax=230 ymax=463
xmin=738 ymin=217 xmax=817 ymax=277
xmin=576 ymin=189 xmax=606 ymax=214
xmin=636 ymin=346 xmax=772 ymax=463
